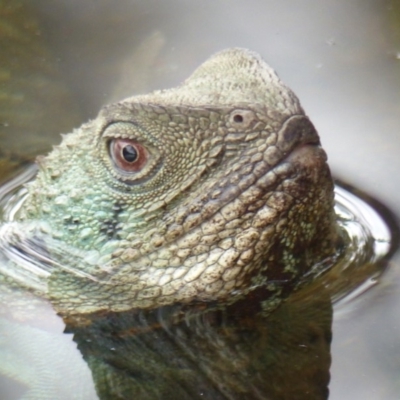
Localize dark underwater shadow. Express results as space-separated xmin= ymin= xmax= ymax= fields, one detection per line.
xmin=66 ymin=282 xmax=332 ymax=400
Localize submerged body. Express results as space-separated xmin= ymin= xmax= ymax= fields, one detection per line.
xmin=0 ymin=48 xmax=339 ymax=315
xmin=0 ymin=48 xmax=347 ymax=400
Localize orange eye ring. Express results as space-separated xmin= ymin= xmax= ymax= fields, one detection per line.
xmin=110 ymin=138 xmax=148 ymax=172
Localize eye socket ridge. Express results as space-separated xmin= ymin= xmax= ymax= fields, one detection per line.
xmin=109 ymin=138 xmax=149 ymax=173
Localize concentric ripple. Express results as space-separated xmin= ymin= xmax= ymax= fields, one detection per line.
xmin=0 ymin=166 xmax=397 ymax=306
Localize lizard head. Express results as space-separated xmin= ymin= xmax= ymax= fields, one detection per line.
xmin=7 ymin=48 xmax=338 ymax=314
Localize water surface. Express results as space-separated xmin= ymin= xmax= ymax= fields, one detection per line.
xmin=1 ymin=0 xmax=400 ymax=398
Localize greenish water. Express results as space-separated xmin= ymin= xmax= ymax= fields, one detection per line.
xmin=1 ymin=0 xmax=400 ymax=399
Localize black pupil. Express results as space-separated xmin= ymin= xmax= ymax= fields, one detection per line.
xmin=233 ymin=114 xmax=243 ymax=123
xmin=122 ymin=145 xmax=138 ymax=162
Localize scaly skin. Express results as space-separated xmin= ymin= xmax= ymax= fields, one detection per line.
xmin=3 ymin=48 xmax=339 ymax=315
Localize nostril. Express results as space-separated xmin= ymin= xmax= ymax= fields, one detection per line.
xmin=233 ymin=114 xmax=243 ymax=123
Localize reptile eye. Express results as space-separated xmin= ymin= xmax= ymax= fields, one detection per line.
xmin=109 ymin=138 xmax=148 ymax=172
xmin=233 ymin=114 xmax=243 ymax=123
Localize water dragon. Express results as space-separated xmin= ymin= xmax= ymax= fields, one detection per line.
xmin=0 ymin=48 xmax=340 ymax=399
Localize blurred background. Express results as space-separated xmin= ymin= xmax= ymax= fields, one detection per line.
xmin=1 ymin=0 xmax=400 ymax=398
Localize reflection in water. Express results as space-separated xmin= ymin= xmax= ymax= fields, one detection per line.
xmin=1 ymin=0 xmax=400 ymax=398
xmin=67 ymin=284 xmax=332 ymax=400
xmin=0 ymin=163 xmax=395 ymax=399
